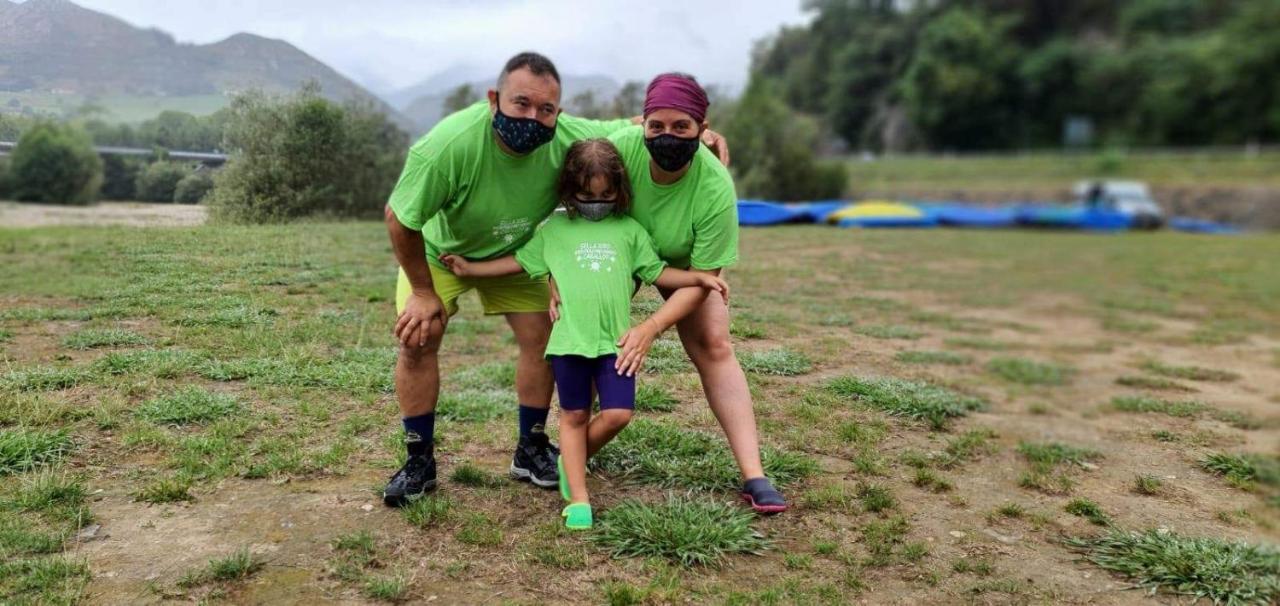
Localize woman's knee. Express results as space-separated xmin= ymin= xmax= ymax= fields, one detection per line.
xmin=686 ymin=329 xmax=735 ymax=364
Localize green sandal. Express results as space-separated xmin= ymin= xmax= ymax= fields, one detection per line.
xmin=557 ymin=455 xmax=570 ymax=501
xmin=562 ymin=502 xmax=592 ymax=530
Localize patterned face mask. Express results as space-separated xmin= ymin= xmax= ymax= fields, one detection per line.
xmin=492 ymin=95 xmax=557 ymax=154
xmin=570 ymin=199 xmax=615 ymax=221
xmin=643 ymin=133 xmax=700 ymax=172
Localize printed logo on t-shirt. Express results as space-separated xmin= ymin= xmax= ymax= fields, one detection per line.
xmin=574 ymin=242 xmax=617 ymax=273
xmin=493 ymin=217 xmax=533 ymax=244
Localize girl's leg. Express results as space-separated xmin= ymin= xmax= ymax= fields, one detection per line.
xmin=586 ymin=354 xmax=636 ymax=457
xmin=548 ymin=356 xmax=595 ymax=504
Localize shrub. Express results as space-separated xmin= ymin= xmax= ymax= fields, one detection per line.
xmin=207 ymin=85 xmax=408 ymax=223
xmin=134 ymin=161 xmax=191 ymax=202
xmin=8 ymin=121 xmax=102 ymax=205
xmin=98 ymin=154 xmax=143 ymax=200
xmin=173 ymin=171 xmax=215 ymax=204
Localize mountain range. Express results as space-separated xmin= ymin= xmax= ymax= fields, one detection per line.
xmin=0 ymin=0 xmax=625 ymax=134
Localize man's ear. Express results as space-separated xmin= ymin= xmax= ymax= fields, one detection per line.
xmin=487 ymin=89 xmax=499 ymax=113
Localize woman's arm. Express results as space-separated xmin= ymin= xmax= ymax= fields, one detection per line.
xmin=614 ymin=268 xmax=727 ymax=377
xmin=438 ymin=254 xmax=524 ymax=278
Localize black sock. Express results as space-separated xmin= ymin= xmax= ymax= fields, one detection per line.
xmin=403 ymin=413 xmax=435 ymax=458
xmin=518 ymin=404 xmax=549 ymax=437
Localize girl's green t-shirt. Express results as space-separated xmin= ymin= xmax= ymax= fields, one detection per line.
xmin=608 ymin=126 xmax=739 ymax=270
xmin=514 ymin=213 xmax=666 ymax=357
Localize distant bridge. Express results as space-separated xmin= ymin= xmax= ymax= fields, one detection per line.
xmin=0 ymin=141 xmax=227 ymax=166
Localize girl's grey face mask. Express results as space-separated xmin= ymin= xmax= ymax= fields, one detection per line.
xmin=572 ymin=200 xmax=615 ymax=221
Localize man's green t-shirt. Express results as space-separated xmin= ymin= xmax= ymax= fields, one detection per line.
xmin=608 ymin=126 xmax=739 ymax=270
xmin=514 ymin=213 xmax=666 ymax=357
xmin=387 ymin=102 xmax=633 ymax=267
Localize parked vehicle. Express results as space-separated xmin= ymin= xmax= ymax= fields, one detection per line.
xmin=1074 ymin=180 xmax=1164 ymax=229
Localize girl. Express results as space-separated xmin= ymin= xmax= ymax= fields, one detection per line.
xmin=440 ymin=138 xmax=728 ymax=530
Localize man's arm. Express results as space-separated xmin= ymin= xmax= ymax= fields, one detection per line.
xmin=386 ymin=204 xmax=448 ymax=347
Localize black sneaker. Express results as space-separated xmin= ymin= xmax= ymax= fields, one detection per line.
xmin=383 ymin=453 xmax=437 ymax=507
xmin=510 ymin=430 xmax=558 ymax=488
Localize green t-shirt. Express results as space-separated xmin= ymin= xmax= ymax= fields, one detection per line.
xmin=514 ymin=213 xmax=666 ymax=358
xmin=608 ymin=126 xmax=739 ymax=270
xmin=387 ymin=102 xmax=633 ymax=267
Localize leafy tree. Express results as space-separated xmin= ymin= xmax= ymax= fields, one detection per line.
xmin=611 ymin=81 xmax=645 ymax=118
xmin=134 ymin=161 xmax=191 ymax=203
xmin=443 ymin=84 xmax=477 ymax=114
xmin=173 ymin=171 xmax=215 ymax=204
xmin=99 ymin=154 xmax=144 ymax=200
xmin=8 ymin=121 xmax=102 ymax=205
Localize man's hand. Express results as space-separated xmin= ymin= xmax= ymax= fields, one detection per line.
xmin=438 ymin=254 xmax=473 ymax=277
xmin=615 ymin=318 xmax=660 ymax=377
xmin=695 ymin=274 xmax=731 ymax=305
xmin=701 ymin=128 xmax=730 ymax=167
xmin=394 ymin=290 xmax=447 ymax=347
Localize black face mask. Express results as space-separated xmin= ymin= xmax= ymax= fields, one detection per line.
xmin=570 ymin=199 xmax=615 ymax=221
xmin=644 ymin=133 xmax=700 ymax=172
xmin=492 ymin=96 xmax=556 ymax=154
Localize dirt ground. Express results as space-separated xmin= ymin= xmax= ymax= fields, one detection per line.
xmin=0 ymin=201 xmax=207 ymax=228
xmin=1 ymin=224 xmax=1277 ymax=605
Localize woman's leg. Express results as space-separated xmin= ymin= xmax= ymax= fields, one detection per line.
xmin=664 ymin=288 xmax=767 ymax=481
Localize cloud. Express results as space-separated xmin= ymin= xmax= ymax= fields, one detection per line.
xmin=55 ymin=0 xmax=810 ymax=93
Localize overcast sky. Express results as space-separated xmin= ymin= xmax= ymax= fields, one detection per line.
xmin=41 ymin=0 xmax=811 ymax=94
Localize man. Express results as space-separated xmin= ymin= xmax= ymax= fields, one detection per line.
xmin=381 ymin=52 xmax=726 ymax=506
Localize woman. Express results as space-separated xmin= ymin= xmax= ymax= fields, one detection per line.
xmin=601 ymin=73 xmax=786 ymax=513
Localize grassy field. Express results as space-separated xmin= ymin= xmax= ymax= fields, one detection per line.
xmin=1 ymin=223 xmax=1278 ymax=604
xmin=1 ymin=92 xmax=229 ymax=124
xmin=845 ymin=149 xmax=1280 ymax=191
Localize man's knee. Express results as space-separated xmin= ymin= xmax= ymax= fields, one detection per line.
xmin=398 ymin=324 xmax=445 ymax=367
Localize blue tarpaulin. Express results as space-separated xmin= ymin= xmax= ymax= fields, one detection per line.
xmin=1168 ymin=217 xmax=1242 ymax=235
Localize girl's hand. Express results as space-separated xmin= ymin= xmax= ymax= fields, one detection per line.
xmin=439 ymin=254 xmax=471 ymax=277
xmin=696 ymin=274 xmax=730 ymax=305
xmin=615 ymin=318 xmax=659 ymax=377
xmin=548 ymin=276 xmax=562 ymax=323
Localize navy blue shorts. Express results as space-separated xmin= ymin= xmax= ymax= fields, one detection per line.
xmin=548 ymin=354 xmax=635 ymax=411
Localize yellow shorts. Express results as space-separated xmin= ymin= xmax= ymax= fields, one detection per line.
xmin=395 ymin=264 xmax=550 ymax=316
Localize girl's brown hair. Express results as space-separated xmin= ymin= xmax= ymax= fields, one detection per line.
xmin=556 ymin=138 xmax=632 ymax=219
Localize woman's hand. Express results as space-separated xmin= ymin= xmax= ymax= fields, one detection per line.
xmin=615 ymin=318 xmax=660 ymax=377
xmin=438 ymin=254 xmax=472 ymax=277
xmin=548 ymin=276 xmax=562 ymax=323
xmin=695 ymin=274 xmax=730 ymax=305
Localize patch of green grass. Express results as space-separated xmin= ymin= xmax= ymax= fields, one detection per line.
xmin=1210 ymin=409 xmax=1261 ymax=431
xmin=591 ymin=496 xmax=767 ymax=567
xmin=1115 ymin=375 xmax=1195 ymax=392
xmin=894 ymin=350 xmax=972 ymax=365
xmin=435 ymin=389 xmax=513 ymax=422
xmin=828 ymin=376 xmax=986 ymax=430
xmin=944 ymin=336 xmax=1015 ymax=351
xmin=730 ymin=322 xmax=766 ymax=339
xmin=0 ymin=556 xmax=90 ymax=603
xmin=855 ymin=325 xmax=923 ymax=340
xmin=331 ymin=531 xmax=376 ymax=555
xmin=61 ymin=328 xmax=146 ymax=350
xmin=799 ymin=483 xmax=858 ymax=513
xmin=135 ymin=387 xmax=241 ymax=426
xmin=7 ymin=470 xmax=88 ymax=524
xmin=0 ymin=429 xmax=72 ymax=475
xmin=198 ymin=348 xmax=395 ymax=394
xmin=0 ymin=518 xmax=66 ymax=557
xmin=94 ymin=349 xmax=205 ymax=378
xmin=987 ymin=357 xmax=1073 ymax=386
xmin=1200 ymin=453 xmax=1280 ymax=491
xmin=1141 ymin=360 xmax=1239 ymax=383
xmin=1067 ymin=529 xmax=1280 ymax=604
xmin=456 ymin=512 xmax=503 ymax=547
xmin=912 ymin=468 xmax=953 ymax=492
xmin=452 ymin=361 xmax=515 ymax=391
xmin=645 ymin=339 xmax=692 ymax=374
xmin=401 ymin=495 xmax=453 ymax=528
xmin=634 ymin=383 xmax=678 ymax=413
xmin=1134 ymin=475 xmax=1164 ymax=496
xmin=363 ymin=573 xmax=408 ymax=602
xmin=1017 ymin=441 xmax=1101 ymax=494
xmin=783 ymin=553 xmax=813 ymax=570
xmin=1111 ymin=395 xmax=1207 ymax=417
xmin=449 ymin=462 xmax=505 ymax=488
xmin=1 ymin=366 xmax=93 ymax=392
xmin=1064 ymin=498 xmax=1111 ymax=526
xmin=1099 ymin=314 xmax=1160 ymax=334
xmin=953 ymin=557 xmax=995 ymax=576
xmin=994 ymin=502 xmax=1026 ymax=519
xmin=0 ymin=329 xmax=12 ymax=343
xmin=592 ymin=420 xmax=817 ymax=491
xmin=857 ymin=483 xmax=896 ymax=513
xmin=938 ymin=428 xmax=998 ymax=468
xmin=738 ymin=349 xmax=812 ymax=376
xmin=209 ymin=548 xmax=262 ymax=581
xmin=175 ymin=305 xmax=277 ymax=328
xmin=135 ymin=475 xmax=194 ymax=503
xmin=861 ymin=515 xmax=910 ymax=567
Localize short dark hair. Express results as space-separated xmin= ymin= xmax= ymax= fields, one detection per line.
xmin=497 ymin=52 xmax=561 ymax=89
xmin=557 ymin=139 xmax=632 ymax=219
